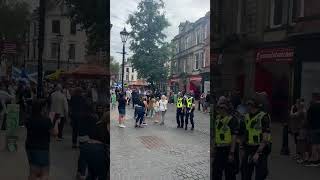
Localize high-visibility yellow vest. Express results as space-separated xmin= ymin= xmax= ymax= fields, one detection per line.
xmin=176 ymin=97 xmax=183 ymax=108
xmin=186 ymin=97 xmax=193 ymax=108
xmin=215 ymin=115 xmax=233 ymax=145
xmin=244 ymin=112 xmax=271 ymax=145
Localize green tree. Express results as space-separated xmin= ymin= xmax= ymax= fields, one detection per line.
xmin=110 ymin=56 xmax=120 ymax=75
xmin=0 ymin=0 xmax=30 ymax=43
xmin=65 ymin=0 xmax=108 ymax=54
xmin=127 ymin=0 xmax=170 ymax=88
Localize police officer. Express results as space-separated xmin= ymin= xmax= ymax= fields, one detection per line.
xmin=176 ymin=92 xmax=184 ymax=128
xmin=213 ymin=102 xmax=239 ymax=180
xmin=241 ymin=98 xmax=271 ymax=180
xmin=185 ymin=92 xmax=195 ymax=130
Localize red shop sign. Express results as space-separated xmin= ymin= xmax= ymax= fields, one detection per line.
xmin=256 ymin=47 xmax=294 ymax=63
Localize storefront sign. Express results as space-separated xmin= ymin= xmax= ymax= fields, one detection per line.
xmin=256 ymin=48 xmax=294 ymax=63
xmin=189 ymin=76 xmax=202 ymax=82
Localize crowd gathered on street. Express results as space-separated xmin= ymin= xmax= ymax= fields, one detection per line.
xmin=0 ymin=77 xmax=109 ymax=180
xmin=211 ymin=90 xmax=320 ymax=180
xmin=111 ymin=87 xmax=211 ymax=130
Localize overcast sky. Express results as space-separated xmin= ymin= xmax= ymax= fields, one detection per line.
xmin=111 ymin=0 xmax=210 ymax=63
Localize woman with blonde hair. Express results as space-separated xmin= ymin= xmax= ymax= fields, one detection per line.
xmin=158 ymin=95 xmax=168 ymax=125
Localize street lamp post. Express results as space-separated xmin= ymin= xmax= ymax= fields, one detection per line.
xmin=120 ymin=27 xmax=129 ymax=93
xmin=56 ymin=34 xmax=63 ymax=69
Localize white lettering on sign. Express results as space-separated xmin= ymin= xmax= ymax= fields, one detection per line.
xmin=256 ymin=48 xmax=294 ymax=62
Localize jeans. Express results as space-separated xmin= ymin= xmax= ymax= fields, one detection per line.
xmin=136 ymin=107 xmax=145 ymax=125
xmin=160 ymin=111 xmax=166 ymax=124
xmin=81 ymin=143 xmax=108 ymax=180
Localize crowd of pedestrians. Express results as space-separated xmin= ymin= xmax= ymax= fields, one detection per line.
xmin=0 ymin=78 xmax=109 ymax=180
xmin=289 ymin=92 xmax=320 ymax=167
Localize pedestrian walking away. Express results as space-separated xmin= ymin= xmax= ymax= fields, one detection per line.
xmin=117 ymin=93 xmax=127 ymax=128
xmin=50 ymin=84 xmax=69 ymax=141
xmin=25 ymin=100 xmax=59 ymax=180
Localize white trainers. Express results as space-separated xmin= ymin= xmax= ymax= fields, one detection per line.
xmin=119 ymin=124 xmax=126 ymax=128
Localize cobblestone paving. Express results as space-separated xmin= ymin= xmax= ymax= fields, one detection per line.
xmin=110 ymin=104 xmax=210 ymax=180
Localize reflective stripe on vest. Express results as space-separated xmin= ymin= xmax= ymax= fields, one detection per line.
xmin=215 ymin=115 xmax=233 ymax=145
xmin=176 ymin=97 xmax=183 ymax=108
xmin=244 ymin=112 xmax=271 ymax=145
xmin=186 ymin=97 xmax=193 ymax=108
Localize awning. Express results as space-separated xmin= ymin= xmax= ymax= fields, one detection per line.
xmin=256 ymin=47 xmax=294 ymax=63
xmin=189 ymin=76 xmax=202 ymax=82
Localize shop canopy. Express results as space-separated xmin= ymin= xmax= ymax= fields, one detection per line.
xmin=45 ymin=69 xmax=64 ymax=80
xmin=62 ymin=64 xmax=108 ymax=79
xmin=256 ymin=47 xmax=294 ymax=63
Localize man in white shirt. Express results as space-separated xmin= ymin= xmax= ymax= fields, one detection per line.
xmin=0 ymin=84 xmax=15 ymax=130
xmin=50 ymin=84 xmax=68 ymax=141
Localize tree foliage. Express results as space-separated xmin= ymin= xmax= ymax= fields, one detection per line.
xmin=110 ymin=56 xmax=120 ymax=75
xmin=127 ymin=0 xmax=171 ymax=86
xmin=65 ymin=0 xmax=107 ymax=54
xmin=0 ymin=0 xmax=30 ymax=43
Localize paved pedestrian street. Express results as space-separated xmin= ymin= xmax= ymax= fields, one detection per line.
xmin=0 ymin=126 xmax=78 ymax=180
xmin=110 ymin=104 xmax=211 ymax=180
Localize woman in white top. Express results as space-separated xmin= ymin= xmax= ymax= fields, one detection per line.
xmin=158 ymin=95 xmax=168 ymax=125
xmin=153 ymin=98 xmax=160 ymax=123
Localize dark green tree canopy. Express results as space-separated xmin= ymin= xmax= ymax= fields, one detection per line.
xmin=0 ymin=0 xmax=30 ymax=43
xmin=127 ymin=0 xmax=171 ymax=85
xmin=65 ymin=0 xmax=108 ymax=54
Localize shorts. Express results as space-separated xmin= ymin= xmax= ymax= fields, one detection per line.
xmin=118 ymin=108 xmax=126 ymax=115
xmin=26 ymin=149 xmax=50 ymax=167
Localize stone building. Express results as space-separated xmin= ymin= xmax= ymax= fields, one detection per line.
xmin=26 ymin=0 xmax=87 ymax=73
xmin=213 ymin=0 xmax=320 ymax=120
xmin=169 ymin=12 xmax=210 ymax=99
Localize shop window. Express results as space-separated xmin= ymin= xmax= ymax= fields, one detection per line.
xmin=68 ymin=44 xmax=75 ymax=60
xmin=290 ymin=0 xmax=304 ymax=24
xmin=270 ymin=0 xmax=283 ymax=28
xmin=194 ymin=53 xmax=199 ymax=70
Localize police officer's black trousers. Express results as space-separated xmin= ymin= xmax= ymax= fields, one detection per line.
xmin=176 ymin=108 xmax=184 ymax=127
xmin=241 ymin=146 xmax=269 ymax=180
xmin=213 ymin=146 xmax=237 ymax=180
xmin=185 ymin=109 xmax=194 ymax=128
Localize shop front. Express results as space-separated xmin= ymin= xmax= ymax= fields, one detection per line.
xmin=168 ymin=76 xmax=180 ymax=93
xmin=255 ymin=46 xmax=294 ymax=121
xmin=293 ymin=34 xmax=320 ymax=105
xmin=188 ymin=75 xmax=202 ymax=99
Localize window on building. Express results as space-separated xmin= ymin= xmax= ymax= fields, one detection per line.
xmin=52 ymin=20 xmax=60 ymax=33
xmin=194 ymin=53 xmax=199 ymax=70
xmin=175 ymin=43 xmax=179 ymax=53
xmin=183 ymin=59 xmax=186 ymax=72
xmin=69 ymin=44 xmax=75 ymax=60
xmin=126 ymin=75 xmax=129 ymax=81
xmin=270 ymin=0 xmax=283 ymax=27
xmin=33 ymin=22 xmax=37 ymax=36
xmin=50 ymin=42 xmax=59 ymax=59
xmin=196 ymin=30 xmax=201 ymax=44
xmin=290 ymin=0 xmax=304 ymax=23
xmin=132 ymin=68 xmax=134 ymax=73
xmin=131 ymin=75 xmax=134 ymax=81
xmin=203 ymin=51 xmax=206 ymax=67
xmin=70 ymin=21 xmax=77 ymax=35
xmin=200 ymin=52 xmax=204 ymax=68
xmin=126 ymin=68 xmax=129 ymax=72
